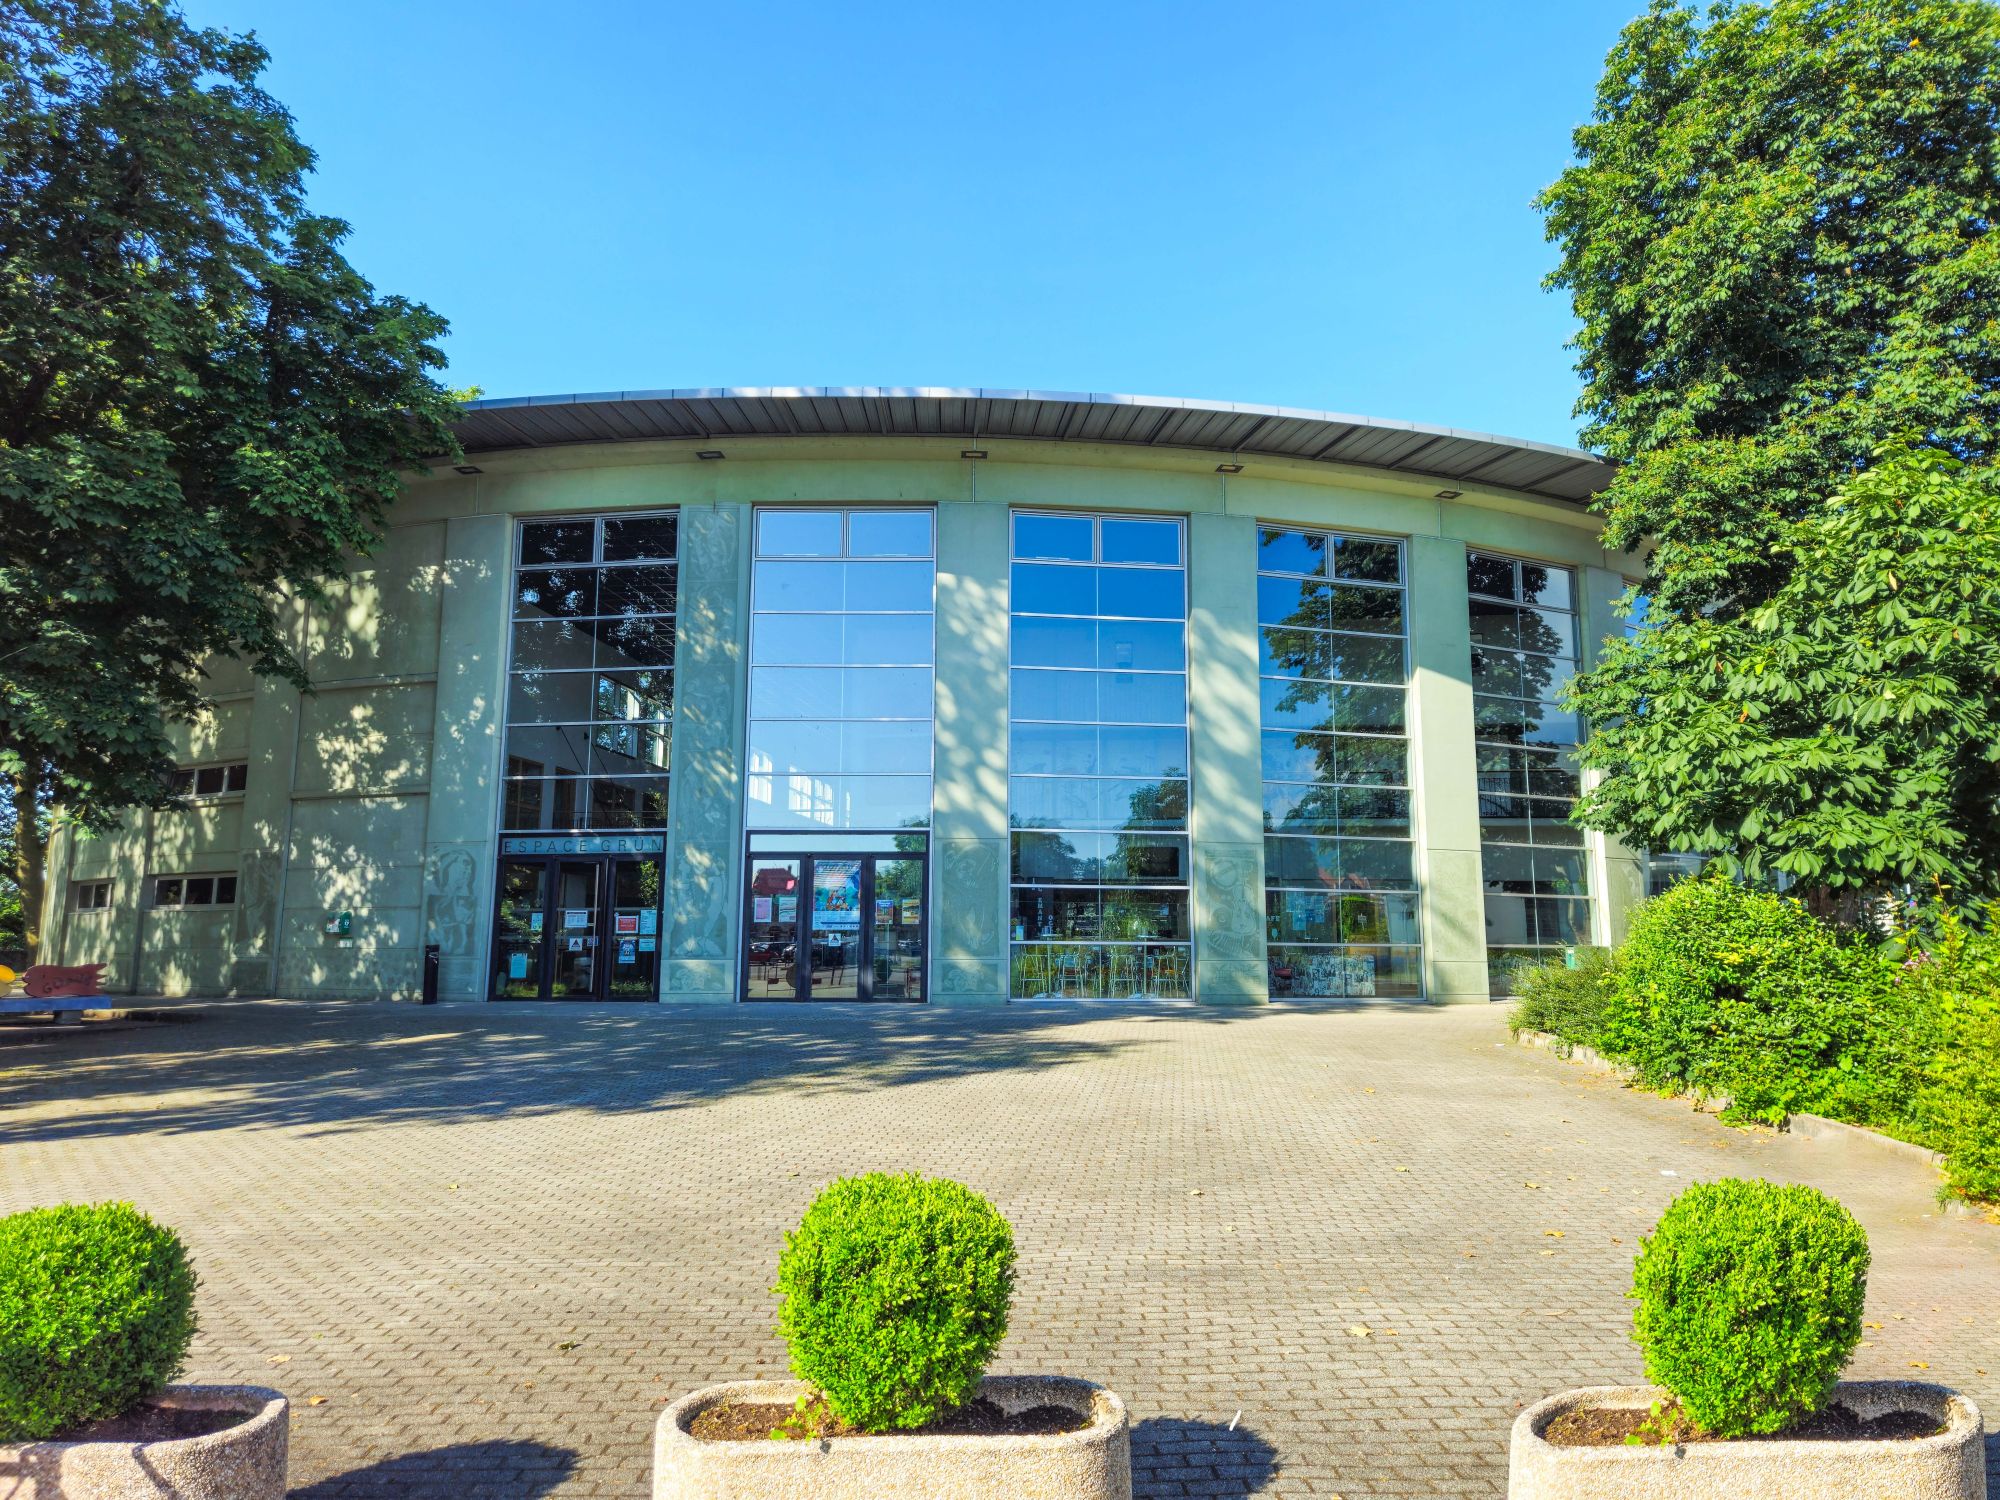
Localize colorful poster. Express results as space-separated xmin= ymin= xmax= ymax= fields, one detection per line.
xmin=814 ymin=860 xmax=862 ymax=930
xmin=618 ymin=938 xmax=636 ymax=964
xmin=638 ymin=937 xmax=656 ymax=953
xmin=776 ymin=894 xmax=796 ymax=922
xmin=753 ymin=896 xmax=773 ymax=922
xmin=615 ymin=913 xmax=640 ymax=935
xmin=639 ymin=908 xmax=658 ymax=935
xmin=508 ymin=952 xmax=528 ymax=979
xmin=529 ymin=912 xmax=544 ymax=934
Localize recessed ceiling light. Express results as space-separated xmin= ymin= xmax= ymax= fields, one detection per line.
xmin=961 ymin=448 xmax=989 ymax=460
xmin=696 ymin=449 xmax=725 ymax=461
xmin=1435 ymin=488 xmax=1463 ymax=499
xmin=453 ymin=464 xmax=482 ymax=476
xmin=1216 ymin=462 xmax=1244 ymax=475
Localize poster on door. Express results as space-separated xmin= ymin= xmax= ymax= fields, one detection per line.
xmin=813 ymin=860 xmax=861 ymax=930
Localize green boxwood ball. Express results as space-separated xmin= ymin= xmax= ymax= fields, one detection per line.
xmin=1632 ymin=1179 xmax=1868 ymax=1437
xmin=775 ymin=1173 xmax=1015 ymax=1432
xmin=0 ymin=1202 xmax=199 ymax=1442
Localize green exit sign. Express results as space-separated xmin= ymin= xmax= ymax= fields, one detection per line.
xmin=324 ymin=911 xmax=352 ymax=937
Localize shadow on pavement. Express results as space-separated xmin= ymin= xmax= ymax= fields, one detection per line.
xmin=0 ymin=997 xmax=1328 ymax=1144
xmin=1133 ymin=1414 xmax=1280 ymax=1498
xmin=290 ymin=1438 xmax=578 ymax=1499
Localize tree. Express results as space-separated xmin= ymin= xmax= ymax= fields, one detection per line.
xmin=0 ymin=0 xmax=459 ymax=961
xmin=1539 ymin=0 xmax=2000 ymax=618
xmin=1571 ymin=446 xmax=2000 ymax=900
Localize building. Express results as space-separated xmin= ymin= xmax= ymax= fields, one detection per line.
xmin=37 ymin=388 xmax=1648 ymax=1006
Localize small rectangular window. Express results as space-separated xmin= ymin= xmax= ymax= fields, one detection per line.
xmin=225 ymin=763 xmax=248 ymax=793
xmin=184 ymin=876 xmax=215 ymax=906
xmin=172 ymin=762 xmax=247 ymax=800
xmin=153 ymin=877 xmax=183 ymax=907
xmin=73 ymin=880 xmax=111 ymax=910
xmin=215 ymin=876 xmax=238 ymax=904
xmin=150 ymin=874 xmax=238 ymax=908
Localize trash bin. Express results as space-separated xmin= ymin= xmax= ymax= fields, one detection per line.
xmin=422 ymin=943 xmax=440 ymax=1005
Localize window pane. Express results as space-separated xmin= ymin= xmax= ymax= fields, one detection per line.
xmin=1010 ymin=722 xmax=1100 ymax=776
xmin=508 ymin=672 xmax=594 ymax=723
xmin=1467 ymin=599 xmax=1521 ymax=651
xmin=593 ymin=670 xmax=674 ymax=723
xmin=195 ymin=767 xmax=224 ymax=796
xmin=844 ymin=614 xmax=933 ymax=665
xmin=601 ymin=514 xmax=676 ymax=562
xmin=1334 ymin=538 xmax=1401 ymax=583
xmin=1096 ymin=620 xmax=1184 ymax=672
xmin=1257 ymin=575 xmax=1329 ymax=629
xmin=185 ymin=877 xmax=215 ymax=906
xmin=1519 ymin=562 xmax=1573 ymax=610
xmin=1014 ymin=513 xmax=1093 ymax=562
xmin=1098 ymin=671 xmax=1187 ymax=725
xmin=1263 ymin=782 xmax=1341 ymax=836
xmin=758 ymin=510 xmax=843 ymax=557
xmin=1101 ymin=518 xmax=1181 ymax=565
xmin=1098 ymin=725 xmax=1188 ymax=778
xmin=585 ymin=775 xmax=672 ymax=830
xmin=1097 ymin=566 xmax=1185 ymax=620
xmin=598 ymin=565 xmax=677 ymax=618
xmin=1339 ymin=839 xmax=1416 ymax=890
xmin=1339 ymin=786 xmax=1413 ymax=839
xmin=1261 ymin=730 xmax=1338 ymax=784
xmin=751 ymin=667 xmax=843 ymax=720
xmin=755 ymin=560 xmax=845 ymax=611
xmin=1259 ymin=677 xmax=1337 ymax=733
xmin=154 ymin=878 xmax=183 ymax=906
xmin=1522 ymin=607 xmax=1579 ymax=662
xmin=844 ymin=667 xmax=932 ymax=718
xmin=1327 ymin=583 xmax=1404 ymax=635
xmin=591 ymin=722 xmax=671 ymax=776
xmin=1468 ymin=553 xmax=1515 ymax=599
xmin=521 ymin=521 xmax=594 ymax=565
xmin=594 ymin=615 xmax=676 ymax=671
xmin=515 ymin=567 xmax=598 ymax=620
xmin=1011 ymin=562 xmax=1091 ymax=616
xmin=849 ymin=510 xmax=932 ymax=557
xmin=506 ymin=724 xmax=590 ymax=776
xmin=841 ymin=560 xmax=933 ymax=612
xmin=840 ymin=720 xmax=931 ymax=774
xmin=1011 ymin=615 xmax=1097 ymax=668
xmin=225 ymin=764 xmax=248 ymax=792
xmin=1257 ymin=528 xmax=1327 ymax=576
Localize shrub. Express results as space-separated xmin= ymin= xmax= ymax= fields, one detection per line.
xmin=1509 ymin=947 xmax=1618 ymax=1050
xmin=775 ymin=1173 xmax=1015 ymax=1432
xmin=1902 ymin=902 xmax=2000 ymax=1202
xmin=1600 ymin=875 xmax=1917 ymax=1123
xmin=1631 ymin=1179 xmax=1867 ymax=1437
xmin=0 ymin=1202 xmax=198 ymax=1442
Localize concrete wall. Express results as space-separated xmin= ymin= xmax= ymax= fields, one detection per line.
xmin=44 ymin=434 xmax=1637 ymax=1004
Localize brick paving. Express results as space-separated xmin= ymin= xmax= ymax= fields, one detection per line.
xmin=0 ymin=1000 xmax=1994 ymax=1498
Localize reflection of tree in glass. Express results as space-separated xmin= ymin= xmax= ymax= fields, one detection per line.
xmin=1263 ymin=783 xmax=1341 ymax=833
xmin=1116 ymin=779 xmax=1187 ymax=832
xmin=874 ymin=856 xmax=923 ymax=904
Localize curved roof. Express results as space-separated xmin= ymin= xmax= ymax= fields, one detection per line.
xmin=453 ymin=387 xmax=1613 ymax=504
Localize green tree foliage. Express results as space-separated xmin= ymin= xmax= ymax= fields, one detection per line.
xmin=0 ymin=1202 xmax=198 ymax=1441
xmin=1631 ymin=1179 xmax=1868 ymax=1437
xmin=1540 ymin=0 xmax=2000 ymax=617
xmin=1573 ymin=449 xmax=2000 ymax=897
xmin=0 ymin=0 xmax=458 ymax=958
xmin=775 ymin=1173 xmax=1015 ymax=1432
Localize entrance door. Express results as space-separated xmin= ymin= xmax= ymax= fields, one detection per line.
xmin=491 ymin=853 xmax=663 ymax=1001
xmin=741 ymin=852 xmax=926 ymax=1002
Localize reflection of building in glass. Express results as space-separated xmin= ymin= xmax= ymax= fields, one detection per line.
xmin=1256 ymin=528 xmax=1420 ymax=999
xmin=1467 ymin=550 xmax=1590 ymax=996
xmin=1007 ymin=513 xmax=1192 ymax=999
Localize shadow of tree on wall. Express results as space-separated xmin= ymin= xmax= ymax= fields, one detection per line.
xmin=1133 ymin=1415 xmax=1281 ymax=1499
xmin=291 ymin=1439 xmax=578 ymax=1499
xmin=0 ymin=999 xmax=1289 ymax=1145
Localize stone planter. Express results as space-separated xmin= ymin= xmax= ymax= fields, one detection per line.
xmin=655 ymin=1376 xmax=1131 ymax=1500
xmin=0 ymin=1384 xmax=287 ymax=1500
xmin=1509 ymin=1381 xmax=1986 ymax=1500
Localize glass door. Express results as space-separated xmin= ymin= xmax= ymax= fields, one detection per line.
xmin=550 ymin=861 xmax=603 ymax=998
xmin=606 ymin=855 xmax=663 ymax=998
xmin=741 ymin=852 xmax=925 ymax=1002
xmin=493 ymin=859 xmax=550 ymax=998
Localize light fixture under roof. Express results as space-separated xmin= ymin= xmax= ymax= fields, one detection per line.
xmin=453 ymin=463 xmax=482 ymax=476
xmin=695 ymin=449 xmax=725 ymax=461
xmin=1435 ymin=488 xmax=1463 ymax=499
xmin=1215 ymin=461 xmax=1244 ymax=475
xmin=960 ymin=448 xmax=988 ymax=460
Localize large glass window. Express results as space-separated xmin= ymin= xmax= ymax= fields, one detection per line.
xmin=1257 ymin=528 xmax=1421 ymax=1000
xmin=1008 ymin=512 xmax=1191 ymax=999
xmin=746 ymin=509 xmax=935 ymax=831
xmin=1468 ymin=550 xmax=1590 ymax=994
xmin=503 ymin=513 xmax=677 ymax=831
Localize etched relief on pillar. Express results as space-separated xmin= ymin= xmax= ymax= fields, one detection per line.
xmin=937 ymin=839 xmax=1002 ymax=959
xmin=668 ymin=842 xmax=730 ymax=961
xmin=424 ymin=846 xmax=479 ymax=955
xmin=1197 ymin=845 xmax=1263 ymax=961
xmin=671 ymin=507 xmax=744 ymax=844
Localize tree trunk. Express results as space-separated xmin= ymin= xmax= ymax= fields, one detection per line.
xmin=8 ymin=769 xmax=43 ymax=965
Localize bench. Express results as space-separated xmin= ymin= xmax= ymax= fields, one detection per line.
xmin=0 ymin=964 xmax=116 ymax=1025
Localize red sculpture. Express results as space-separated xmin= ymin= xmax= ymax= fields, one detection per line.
xmin=22 ymin=963 xmax=107 ymax=999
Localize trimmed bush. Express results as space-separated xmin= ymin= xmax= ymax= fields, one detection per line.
xmin=1508 ymin=946 xmax=1618 ymax=1050
xmin=1631 ymin=1179 xmax=1868 ymax=1437
xmin=1600 ymin=875 xmax=1918 ymax=1123
xmin=775 ymin=1173 xmax=1015 ymax=1432
xmin=0 ymin=1202 xmax=198 ymax=1442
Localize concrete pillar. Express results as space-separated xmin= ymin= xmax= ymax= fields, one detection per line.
xmin=1581 ymin=564 xmax=1644 ymax=946
xmin=660 ymin=502 xmax=749 ymax=1001
xmin=233 ymin=674 xmax=301 ymax=995
xmin=1186 ymin=511 xmax=1268 ymax=1003
xmin=1408 ymin=535 xmax=1489 ymax=1002
xmin=931 ymin=500 xmax=1011 ymax=1004
xmin=419 ymin=513 xmax=511 ymax=1001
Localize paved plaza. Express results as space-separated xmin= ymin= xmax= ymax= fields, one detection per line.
xmin=1 ymin=1000 xmax=1994 ymax=1498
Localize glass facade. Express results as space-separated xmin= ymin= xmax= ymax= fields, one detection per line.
xmin=1467 ymin=549 xmax=1591 ymax=995
xmin=746 ymin=509 xmax=936 ymax=831
xmin=1257 ymin=528 xmax=1422 ymax=999
xmin=504 ymin=513 xmax=678 ymax=831
xmin=1006 ymin=512 xmax=1192 ymax=999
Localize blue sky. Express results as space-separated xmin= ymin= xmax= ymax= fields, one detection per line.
xmin=181 ymin=1 xmax=1639 ymax=448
